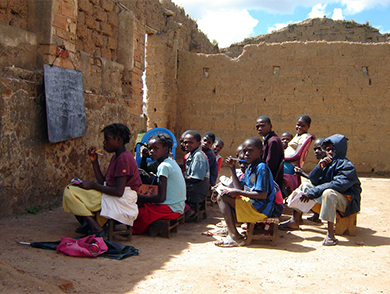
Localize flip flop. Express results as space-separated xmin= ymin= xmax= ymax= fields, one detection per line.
xmin=322 ymin=237 xmax=339 ymax=246
xmin=216 ymin=221 xmax=227 ymax=228
xmin=214 ymin=236 xmax=245 ymax=247
xmin=279 ymin=222 xmax=300 ymax=231
xmin=185 ymin=213 xmax=198 ymax=223
xmin=307 ymin=216 xmax=322 ymax=223
xmin=201 ymin=231 xmax=214 ymax=236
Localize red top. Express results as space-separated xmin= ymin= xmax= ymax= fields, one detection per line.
xmin=105 ymin=150 xmax=142 ymax=192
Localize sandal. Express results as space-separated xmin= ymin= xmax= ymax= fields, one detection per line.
xmin=214 ymin=236 xmax=245 ymax=247
xmin=322 ymin=237 xmax=339 ymax=246
xmin=201 ymin=231 xmax=214 ymax=236
xmin=279 ymin=221 xmax=300 ymax=231
xmin=185 ymin=213 xmax=198 ymax=223
xmin=307 ymin=215 xmax=322 ymax=223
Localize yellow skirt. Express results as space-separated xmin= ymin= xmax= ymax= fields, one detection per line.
xmin=63 ymin=185 xmax=107 ymax=226
xmin=235 ymin=196 xmax=268 ymax=223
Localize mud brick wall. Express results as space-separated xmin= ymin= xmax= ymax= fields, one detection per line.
xmin=0 ymin=0 xmax=215 ymax=216
xmin=76 ymin=0 xmax=119 ymax=61
xmin=0 ymin=0 xmax=28 ymax=30
xmin=222 ymin=18 xmax=390 ymax=58
xmin=176 ymin=42 xmax=390 ymax=173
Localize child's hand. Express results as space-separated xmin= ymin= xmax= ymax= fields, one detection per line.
xmin=225 ymin=156 xmax=236 ymax=168
xmin=319 ymin=155 xmax=332 ymax=169
xmin=88 ymin=147 xmax=98 ymax=162
xmin=222 ymin=189 xmax=240 ymax=198
xmin=141 ymin=148 xmax=149 ymax=158
xmin=299 ymin=193 xmax=311 ymax=203
xmin=79 ymin=180 xmax=94 ymax=190
xmin=294 ymin=166 xmax=303 ymax=175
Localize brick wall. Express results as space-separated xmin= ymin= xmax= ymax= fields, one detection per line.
xmin=0 ymin=0 xmax=28 ymax=30
xmin=222 ymin=18 xmax=390 ymax=58
xmin=0 ymin=0 xmax=215 ymax=216
xmin=176 ymin=42 xmax=390 ymax=173
xmin=76 ymin=0 xmax=119 ymax=61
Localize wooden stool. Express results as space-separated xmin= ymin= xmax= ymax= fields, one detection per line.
xmin=106 ymin=219 xmax=132 ymax=241
xmin=335 ymin=213 xmax=357 ymax=236
xmin=245 ymin=218 xmax=279 ymax=246
xmin=195 ymin=198 xmax=207 ymax=222
xmin=149 ymin=214 xmax=184 ymax=238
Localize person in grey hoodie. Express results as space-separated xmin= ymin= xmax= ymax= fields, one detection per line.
xmin=280 ymin=134 xmax=361 ymax=246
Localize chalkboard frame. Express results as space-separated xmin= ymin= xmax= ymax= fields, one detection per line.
xmin=44 ymin=64 xmax=87 ymax=143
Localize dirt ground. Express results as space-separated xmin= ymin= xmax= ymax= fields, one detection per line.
xmin=1 ymin=173 xmax=390 ymax=294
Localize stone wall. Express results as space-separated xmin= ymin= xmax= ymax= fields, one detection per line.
xmin=222 ymin=18 xmax=390 ymax=58
xmin=0 ymin=0 xmax=215 ymax=216
xmin=176 ymin=42 xmax=390 ymax=173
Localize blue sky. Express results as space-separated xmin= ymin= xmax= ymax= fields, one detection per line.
xmin=173 ymin=0 xmax=390 ymax=47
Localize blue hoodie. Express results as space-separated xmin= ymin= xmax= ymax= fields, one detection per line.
xmin=307 ymin=134 xmax=361 ymax=217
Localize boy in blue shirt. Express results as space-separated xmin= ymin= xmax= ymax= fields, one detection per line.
xmin=215 ymin=137 xmax=275 ymax=247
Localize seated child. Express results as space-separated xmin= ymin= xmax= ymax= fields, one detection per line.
xmin=215 ymin=137 xmax=276 ymax=247
xmin=179 ymin=130 xmax=190 ymax=173
xmin=63 ymin=123 xmax=142 ymax=237
xmin=212 ymin=138 xmax=225 ymax=174
xmin=212 ymin=149 xmax=248 ymax=201
xmin=294 ymin=137 xmax=326 ymax=223
xmin=182 ymin=130 xmax=210 ymax=221
xmin=201 ymin=132 xmax=219 ymax=186
xmin=133 ymin=134 xmax=186 ymax=234
xmin=281 ymin=132 xmax=293 ymax=150
xmin=284 ymin=114 xmax=312 ymax=175
xmin=280 ymin=134 xmax=361 ymax=246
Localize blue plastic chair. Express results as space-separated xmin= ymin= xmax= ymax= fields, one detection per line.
xmin=135 ymin=128 xmax=177 ymax=168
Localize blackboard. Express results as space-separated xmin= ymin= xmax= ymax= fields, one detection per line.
xmin=44 ymin=64 xmax=86 ymax=143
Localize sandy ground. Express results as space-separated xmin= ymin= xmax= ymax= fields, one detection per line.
xmin=1 ymin=174 xmax=390 ymax=294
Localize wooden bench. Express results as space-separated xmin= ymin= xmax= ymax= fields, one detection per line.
xmin=195 ymin=198 xmax=207 ymax=222
xmin=149 ymin=214 xmax=185 ymax=238
xmin=245 ymin=218 xmax=279 ymax=246
xmin=335 ymin=213 xmax=357 ymax=236
xmin=106 ymin=219 xmax=132 ymax=241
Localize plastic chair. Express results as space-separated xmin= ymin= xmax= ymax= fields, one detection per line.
xmin=135 ymin=128 xmax=177 ymax=168
xmin=283 ymin=135 xmax=315 ymax=193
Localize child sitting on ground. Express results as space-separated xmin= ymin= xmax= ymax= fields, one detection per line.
xmin=215 ymin=137 xmax=276 ymax=247
xmin=281 ymin=132 xmax=293 ymax=150
xmin=63 ymin=123 xmax=142 ymax=237
xmin=133 ymin=134 xmax=186 ymax=234
xmin=284 ymin=114 xmax=312 ymax=175
xmin=201 ymin=132 xmax=219 ymax=186
xmin=182 ymin=130 xmax=210 ymax=221
xmin=212 ymin=138 xmax=225 ymax=174
xmin=280 ymin=134 xmax=361 ymax=246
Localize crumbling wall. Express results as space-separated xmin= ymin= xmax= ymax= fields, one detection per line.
xmin=177 ymin=42 xmax=390 ymax=173
xmin=0 ymin=0 xmax=215 ymax=216
xmin=222 ymin=18 xmax=390 ymax=58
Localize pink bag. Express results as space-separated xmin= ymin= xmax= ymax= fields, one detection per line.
xmin=56 ymin=235 xmax=108 ymax=257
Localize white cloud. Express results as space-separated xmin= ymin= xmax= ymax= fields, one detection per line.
xmin=308 ymin=4 xmax=328 ymax=18
xmin=267 ymin=21 xmax=293 ymax=33
xmin=173 ymin=0 xmax=390 ymax=16
xmin=332 ymin=8 xmax=344 ymax=19
xmin=197 ymin=9 xmax=259 ymax=47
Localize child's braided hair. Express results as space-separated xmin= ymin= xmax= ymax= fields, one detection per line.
xmin=150 ymin=133 xmax=173 ymax=152
xmin=102 ymin=123 xmax=131 ymax=144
